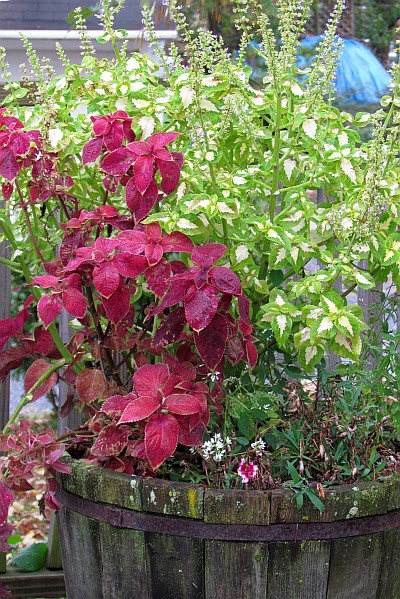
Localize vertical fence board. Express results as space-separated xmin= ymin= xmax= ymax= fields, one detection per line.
xmin=57 ymin=308 xmax=82 ymax=434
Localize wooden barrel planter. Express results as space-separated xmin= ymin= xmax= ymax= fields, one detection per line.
xmin=56 ymin=457 xmax=400 ymax=599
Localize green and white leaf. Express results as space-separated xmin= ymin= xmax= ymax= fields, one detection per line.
xmin=271 ymin=314 xmax=292 ymax=347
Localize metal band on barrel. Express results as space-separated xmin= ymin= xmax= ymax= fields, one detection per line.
xmin=56 ymin=486 xmax=400 ymax=542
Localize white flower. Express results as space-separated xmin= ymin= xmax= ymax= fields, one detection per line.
xmin=251 ymin=439 xmax=266 ymax=455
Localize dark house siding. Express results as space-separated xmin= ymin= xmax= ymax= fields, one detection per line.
xmin=0 ymin=0 xmax=168 ymax=30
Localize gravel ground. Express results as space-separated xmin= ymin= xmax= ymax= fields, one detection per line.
xmin=9 ymin=376 xmax=53 ymax=414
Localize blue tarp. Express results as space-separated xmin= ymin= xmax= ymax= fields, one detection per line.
xmin=298 ymin=35 xmax=391 ymax=104
xmin=245 ymin=36 xmax=391 ymax=104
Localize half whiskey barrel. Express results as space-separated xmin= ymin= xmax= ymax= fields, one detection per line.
xmin=57 ymin=457 xmax=400 ymax=599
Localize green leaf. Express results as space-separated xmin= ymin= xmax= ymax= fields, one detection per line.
xmin=286 ymin=461 xmax=300 ymax=483
xmin=238 ymin=414 xmax=250 ymax=437
xmin=294 ymin=492 xmax=304 ymax=510
xmin=10 ymin=543 xmax=47 ymax=572
xmin=271 ymin=313 xmax=292 ymax=347
xmin=298 ymin=344 xmax=324 ymax=370
xmin=236 ymin=436 xmax=250 ymax=446
xmin=305 ymin=489 xmax=326 ymax=512
xmin=352 ymin=270 xmax=375 ymax=290
xmin=66 ymin=4 xmax=101 ymax=25
xmin=7 ymin=535 xmax=22 ymax=546
xmin=96 ymin=33 xmax=111 ymax=44
xmin=268 ymin=269 xmax=284 ymax=287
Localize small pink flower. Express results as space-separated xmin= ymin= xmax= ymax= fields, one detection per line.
xmin=237 ymin=459 xmax=258 ymax=484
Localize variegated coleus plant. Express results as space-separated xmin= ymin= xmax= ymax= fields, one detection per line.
xmin=0 ymin=0 xmax=399 ymax=576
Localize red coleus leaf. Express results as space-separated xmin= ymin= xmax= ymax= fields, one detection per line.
xmin=0 ymin=481 xmax=13 ymax=525
xmin=194 ymin=313 xmax=228 ymax=370
xmin=118 ymin=395 xmax=160 ymax=423
xmin=31 ymin=275 xmax=59 ymax=289
xmin=0 ymin=346 xmax=29 ymax=382
xmin=113 ymin=252 xmax=147 ymax=278
xmin=157 ymin=158 xmax=181 ymax=195
xmin=104 ymin=120 xmax=124 ymax=151
xmin=0 ymin=148 xmax=19 ymax=181
xmin=149 ymin=132 xmax=180 ymax=150
xmin=102 ymin=281 xmax=131 ymax=323
xmin=177 ymin=418 xmax=206 ymax=447
xmin=0 ymin=304 xmax=30 ymax=350
xmin=102 ymin=456 xmax=135 ymax=474
xmin=100 ymin=147 xmax=134 ymax=176
xmin=246 ymin=340 xmax=258 ymax=370
xmin=82 ymin=136 xmax=103 ymax=165
xmin=145 ymin=260 xmax=171 ymax=298
xmin=91 ymin=425 xmax=131 ymax=457
xmin=24 ymin=358 xmax=58 ymax=402
xmin=133 ymin=363 xmax=169 ymax=397
xmin=134 ymin=154 xmax=155 ymax=194
xmin=238 ymin=293 xmax=251 ymax=327
xmin=145 ymin=242 xmax=163 ymax=267
xmin=163 ymin=394 xmax=201 ymax=415
xmin=62 ymin=287 xmax=87 ymax=319
xmin=76 ymin=369 xmax=107 ymax=404
xmin=184 ymin=284 xmax=219 ymax=332
xmin=93 ymin=262 xmax=120 ymax=298
xmin=2 ymin=181 xmax=13 ymax=201
xmin=161 ymin=231 xmax=193 ymax=253
xmin=226 ymin=336 xmax=244 ymax=365
xmin=125 ymin=178 xmax=159 ymax=222
xmin=37 ymin=294 xmax=63 ymax=327
xmin=102 ymin=395 xmax=133 ymax=419
xmin=92 ymin=115 xmax=110 ymax=136
xmin=154 ymin=279 xmax=190 ymax=314
xmin=126 ymin=439 xmax=146 ymax=460
xmin=191 ymin=243 xmax=227 ymax=267
xmin=24 ymin=328 xmax=55 ymax=357
xmin=126 ymin=140 xmax=151 ymax=155
xmin=152 ymin=307 xmax=186 ymax=347
xmin=145 ymin=413 xmax=179 ymax=470
xmin=210 ymin=266 xmax=242 ymax=295
xmin=0 ymin=522 xmax=15 ymax=558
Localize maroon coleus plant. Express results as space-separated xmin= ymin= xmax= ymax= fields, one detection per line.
xmin=117 ymin=222 xmax=193 ymax=297
xmin=101 ymin=362 xmax=209 ymax=469
xmin=0 ymin=422 xmax=70 ymax=504
xmin=31 ymin=273 xmax=87 ymax=328
xmin=82 ymin=110 xmax=135 ymax=165
xmin=0 ymin=108 xmax=258 ymax=530
xmin=64 ymin=235 xmax=148 ymax=323
xmin=0 ymin=113 xmax=40 ymax=203
xmin=83 ymin=127 xmax=183 ymax=222
xmin=152 ymin=242 xmax=256 ymax=370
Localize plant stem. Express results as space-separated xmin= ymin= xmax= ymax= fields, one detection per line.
xmin=3 ymin=359 xmax=66 ymax=434
xmin=15 ymin=180 xmax=46 ymax=267
xmin=85 ymin=285 xmax=123 ymax=387
xmin=269 ymin=91 xmax=282 ymax=220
